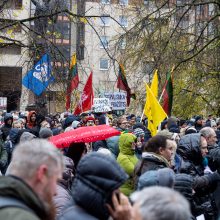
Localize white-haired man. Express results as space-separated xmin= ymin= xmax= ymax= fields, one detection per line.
xmin=200 ymin=127 xmax=218 ymax=148
xmin=131 ymin=186 xmax=191 ymax=220
xmin=0 ymin=139 xmax=63 ymax=220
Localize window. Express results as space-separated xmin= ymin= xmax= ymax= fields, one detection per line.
xmin=208 ymin=4 xmax=214 ymax=16
xmin=207 ymin=22 xmax=214 ymax=36
xmin=176 ymin=0 xmax=182 ymax=6
xmin=119 ymin=0 xmax=128 ymax=5
xmin=119 ymin=38 xmax=126 ymax=49
xmin=5 ymin=0 xmax=22 ymax=9
xmin=196 ymin=5 xmax=204 ymax=16
xmin=144 ymin=0 xmax=150 ymax=6
xmin=100 ymin=15 xmax=110 ymax=26
xmin=119 ymin=16 xmax=128 ymax=27
xmin=100 ymin=59 xmax=109 ymax=70
xmin=0 ymin=20 xmax=22 ymax=33
xmin=0 ymin=44 xmax=21 ymax=55
xmin=101 ymin=0 xmax=110 ymax=4
xmin=100 ymin=36 xmax=109 ymax=48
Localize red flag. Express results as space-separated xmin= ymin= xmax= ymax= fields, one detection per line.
xmin=162 ymin=70 xmax=174 ymax=116
xmin=65 ymin=54 xmax=79 ymax=111
xmin=74 ymin=72 xmax=94 ymax=115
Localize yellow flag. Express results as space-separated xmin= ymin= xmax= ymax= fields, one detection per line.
xmin=70 ymin=53 xmax=77 ymax=69
xmin=143 ymin=69 xmax=158 ymax=124
xmin=144 ymin=84 xmax=167 ymax=136
xmin=150 ymin=69 xmax=158 ymax=98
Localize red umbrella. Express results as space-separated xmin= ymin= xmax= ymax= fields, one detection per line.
xmin=49 ymin=124 xmax=120 ymax=148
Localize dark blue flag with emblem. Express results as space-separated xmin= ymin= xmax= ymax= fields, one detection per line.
xmin=22 ymin=54 xmax=54 ymax=96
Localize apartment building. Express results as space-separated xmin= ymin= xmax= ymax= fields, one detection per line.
xmin=0 ymin=0 xmax=30 ymax=112
xmin=0 ymin=0 xmax=76 ymax=113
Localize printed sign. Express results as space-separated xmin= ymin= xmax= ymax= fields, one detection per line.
xmin=104 ymin=92 xmax=127 ymax=110
xmin=0 ymin=97 xmax=7 ymax=110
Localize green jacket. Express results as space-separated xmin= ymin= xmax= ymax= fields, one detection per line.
xmin=0 ymin=176 xmax=49 ymax=220
xmin=117 ymin=133 xmax=138 ymax=196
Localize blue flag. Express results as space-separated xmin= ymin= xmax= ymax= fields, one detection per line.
xmin=22 ymin=54 xmax=54 ymax=96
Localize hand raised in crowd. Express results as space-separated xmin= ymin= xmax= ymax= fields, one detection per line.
xmin=106 ymin=191 xmax=133 ymax=220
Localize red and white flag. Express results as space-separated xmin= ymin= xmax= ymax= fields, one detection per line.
xmin=73 ymin=72 xmax=94 ymax=115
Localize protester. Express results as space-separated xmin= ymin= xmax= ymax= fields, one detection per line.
xmin=117 ymin=133 xmax=138 ymax=196
xmin=200 ymin=127 xmax=218 ymax=148
xmin=134 ymin=135 xmax=173 ymax=187
xmin=39 ymin=127 xmax=53 ymax=139
xmin=58 ymin=152 xmax=128 ymax=220
xmin=0 ymin=130 xmax=7 ymax=174
xmin=53 ymin=156 xmax=74 ymax=217
xmin=131 ymin=186 xmax=191 ymax=220
xmin=0 ymin=113 xmax=13 ymax=141
xmin=0 ymin=139 xmax=63 ymax=220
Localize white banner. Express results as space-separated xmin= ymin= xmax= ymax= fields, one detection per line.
xmin=0 ymin=97 xmax=7 ymax=110
xmin=93 ymin=98 xmax=111 ymax=113
xmin=104 ymin=92 xmax=127 ymax=110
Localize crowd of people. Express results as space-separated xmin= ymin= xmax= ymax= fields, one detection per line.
xmin=0 ymin=109 xmax=220 ymax=220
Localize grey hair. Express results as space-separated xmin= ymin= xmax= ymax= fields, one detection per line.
xmin=131 ymin=186 xmax=191 ymax=220
xmin=200 ymin=127 xmax=215 ymax=138
xmin=7 ymin=139 xmax=64 ymax=179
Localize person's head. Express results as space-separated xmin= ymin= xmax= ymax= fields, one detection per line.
xmin=119 ymin=133 xmax=137 ymax=155
xmin=200 ymin=127 xmax=217 ymax=147
xmin=29 ymin=112 xmax=37 ymax=123
xmin=85 ymin=116 xmax=95 ymax=126
xmin=200 ymin=135 xmax=208 ymax=157
xmin=72 ymin=152 xmax=128 ymax=220
xmin=117 ymin=116 xmax=129 ymax=130
xmin=195 ymin=116 xmax=203 ymax=125
xmin=138 ymin=168 xmax=175 ymax=190
xmin=210 ymin=120 xmax=217 ymax=131
xmin=7 ymin=139 xmax=64 ymax=207
xmin=65 ymin=142 xmax=87 ymax=168
xmin=144 ymin=135 xmax=174 ymax=162
xmin=4 ymin=113 xmax=13 ymax=126
xmin=72 ymin=120 xmax=81 ymax=129
xmin=39 ymin=127 xmax=53 ymax=139
xmin=12 ymin=120 xmax=22 ymax=129
xmin=177 ymin=133 xmax=208 ymax=166
xmin=41 ymin=120 xmax=50 ymax=128
xmin=131 ymin=186 xmax=191 ymax=220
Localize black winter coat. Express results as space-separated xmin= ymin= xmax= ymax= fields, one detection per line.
xmin=58 ymin=152 xmax=128 ymax=220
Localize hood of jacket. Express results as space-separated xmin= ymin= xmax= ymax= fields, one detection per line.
xmin=177 ymin=133 xmax=203 ymax=165
xmin=72 ymin=152 xmax=128 ymax=220
xmin=119 ymin=133 xmax=136 ymax=155
xmin=4 ymin=113 xmax=13 ymax=124
xmin=0 ymin=175 xmax=48 ymax=219
xmin=8 ymin=128 xmax=20 ymax=143
xmin=27 ymin=111 xmax=36 ymax=128
xmin=19 ymin=131 xmax=36 ymax=143
xmin=138 ymin=168 xmax=175 ymax=190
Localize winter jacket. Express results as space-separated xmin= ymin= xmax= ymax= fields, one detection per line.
xmin=106 ymin=136 xmax=120 ymax=158
xmin=54 ymin=156 xmax=74 ymax=217
xmin=177 ymin=133 xmax=204 ymax=176
xmin=0 ymin=113 xmax=13 ymax=141
xmin=134 ymin=152 xmax=170 ymax=188
xmin=4 ymin=128 xmax=20 ymax=165
xmin=0 ymin=137 xmax=7 ymax=174
xmin=177 ymin=134 xmax=219 ymax=219
xmin=58 ymin=152 xmax=127 ymax=220
xmin=0 ymin=175 xmax=49 ymax=220
xmin=117 ymin=133 xmax=138 ymax=196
